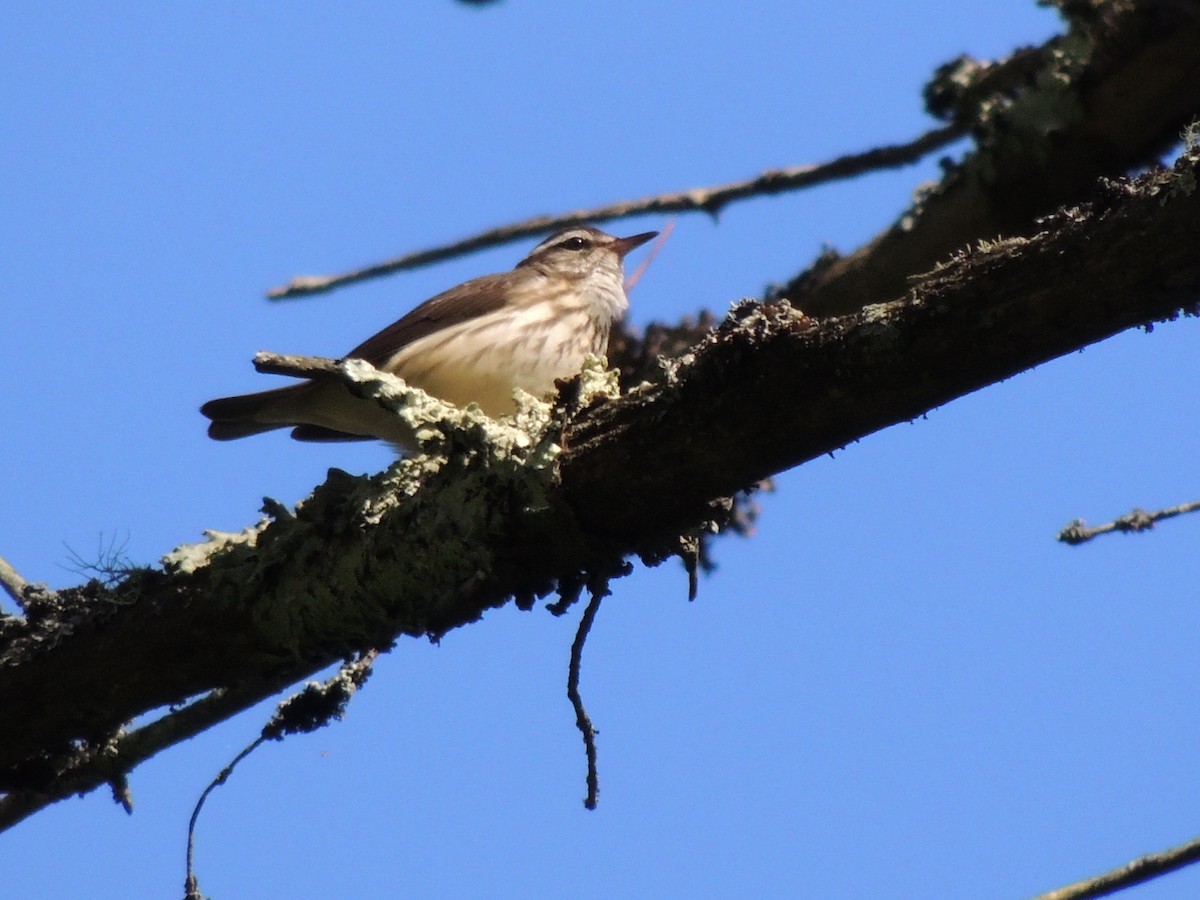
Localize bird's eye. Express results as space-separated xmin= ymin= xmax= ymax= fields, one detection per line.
xmin=559 ymin=236 xmax=590 ymax=251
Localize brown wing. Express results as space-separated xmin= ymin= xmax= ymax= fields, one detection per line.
xmin=345 ymin=272 xmax=514 ymax=365
xmin=202 ymin=272 xmax=515 ymax=444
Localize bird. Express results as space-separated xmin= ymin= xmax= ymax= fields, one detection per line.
xmin=200 ymin=225 xmax=657 ymax=449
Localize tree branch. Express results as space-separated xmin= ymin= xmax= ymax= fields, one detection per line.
xmin=783 ymin=2 xmax=1200 ymax=316
xmin=568 ymin=587 xmax=604 ymax=810
xmin=252 ymin=350 xmax=341 ymax=379
xmin=1032 ymin=832 xmax=1200 ymax=900
xmin=3 ymin=146 xmax=1198 ymax=820
xmin=560 ymin=152 xmax=1200 ymax=540
xmin=0 ymin=670 xmax=302 ymax=830
xmin=1057 ymin=499 xmax=1200 ymax=545
xmin=264 ymin=123 xmax=965 ymax=300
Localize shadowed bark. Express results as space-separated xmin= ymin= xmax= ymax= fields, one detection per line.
xmin=2 ymin=147 xmax=1198 ymax=825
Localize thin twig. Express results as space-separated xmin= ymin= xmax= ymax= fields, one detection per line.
xmin=1031 ymin=832 xmax=1200 ymax=900
xmin=568 ymin=588 xmax=604 ymax=810
xmin=0 ymin=554 xmax=30 ymax=609
xmin=266 ymin=123 xmax=966 ymax=300
xmin=1057 ymin=499 xmax=1200 ymax=545
xmin=184 ymin=737 xmax=265 ymax=900
xmin=184 ymin=650 xmax=378 ymax=899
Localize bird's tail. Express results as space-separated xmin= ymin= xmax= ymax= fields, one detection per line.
xmin=199 ymin=385 xmax=304 ymax=441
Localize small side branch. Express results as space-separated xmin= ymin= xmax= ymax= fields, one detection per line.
xmin=568 ymin=589 xmax=604 ymax=810
xmin=266 ymin=123 xmax=965 ymax=300
xmin=1031 ymin=832 xmax=1200 ymax=900
xmin=184 ymin=651 xmax=377 ymax=899
xmin=0 ymin=554 xmax=30 ymax=610
xmin=184 ymin=737 xmax=264 ymax=900
xmin=1057 ymin=499 xmax=1200 ymax=545
xmin=0 ymin=671 xmax=305 ymax=833
xmin=253 ymin=351 xmax=341 ymax=379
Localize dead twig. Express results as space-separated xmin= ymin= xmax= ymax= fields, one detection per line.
xmin=1057 ymin=499 xmax=1200 ymax=545
xmin=185 ymin=651 xmax=377 ymax=899
xmin=266 ymin=123 xmax=965 ymax=300
xmin=252 ymin=351 xmax=341 ymax=379
xmin=1031 ymin=832 xmax=1200 ymax=900
xmin=568 ymin=588 xmax=604 ymax=810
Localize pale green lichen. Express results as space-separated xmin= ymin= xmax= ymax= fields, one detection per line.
xmin=1144 ymin=144 xmax=1200 ymax=206
xmin=572 ymin=353 xmax=623 ymax=405
xmin=1184 ymin=119 xmax=1200 ymax=153
xmin=167 ymin=356 xmax=627 ymax=597
xmin=975 ymin=235 xmax=1031 ymax=254
xmin=859 ymin=301 xmax=904 ymax=324
xmin=1167 ymin=142 xmax=1198 ymax=200
xmin=162 ymin=525 xmax=266 ymax=574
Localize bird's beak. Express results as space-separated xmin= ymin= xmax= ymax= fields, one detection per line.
xmin=612 ymin=231 xmax=659 ymax=258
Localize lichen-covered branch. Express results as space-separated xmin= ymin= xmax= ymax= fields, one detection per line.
xmin=2 ymin=147 xmax=1198 ymax=824
xmin=782 ymin=1 xmax=1200 ymax=316
xmin=561 ymin=151 xmax=1200 ymax=539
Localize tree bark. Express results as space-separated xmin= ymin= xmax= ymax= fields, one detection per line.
xmin=2 ymin=147 xmax=1198 ymax=818
xmin=786 ymin=1 xmax=1200 ymax=316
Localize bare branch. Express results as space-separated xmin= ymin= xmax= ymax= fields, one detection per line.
xmin=184 ymin=737 xmax=263 ymax=900
xmin=264 ymin=124 xmax=964 ymax=301
xmin=1032 ymin=832 xmax=1200 ymax=900
xmin=1058 ymin=499 xmax=1200 ymax=545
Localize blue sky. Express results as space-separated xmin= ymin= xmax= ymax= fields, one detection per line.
xmin=5 ymin=3 xmax=1200 ymax=898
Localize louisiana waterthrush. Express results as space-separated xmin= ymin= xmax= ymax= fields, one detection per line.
xmin=201 ymin=225 xmax=657 ymax=449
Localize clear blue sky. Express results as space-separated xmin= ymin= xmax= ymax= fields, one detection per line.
xmin=5 ymin=3 xmax=1200 ymax=898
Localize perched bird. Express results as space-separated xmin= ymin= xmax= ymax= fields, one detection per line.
xmin=201 ymin=225 xmax=657 ymax=448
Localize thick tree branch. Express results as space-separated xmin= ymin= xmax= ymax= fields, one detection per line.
xmin=785 ymin=1 xmax=1200 ymax=316
xmin=560 ymin=152 xmax=1200 ymax=540
xmin=2 ymin=148 xmax=1198 ymax=819
xmin=264 ymin=2 xmax=1200 ymax=323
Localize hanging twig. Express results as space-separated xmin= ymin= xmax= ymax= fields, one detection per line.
xmin=568 ymin=588 xmax=604 ymax=810
xmin=184 ymin=651 xmax=378 ymax=899
xmin=184 ymin=737 xmax=265 ymax=900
